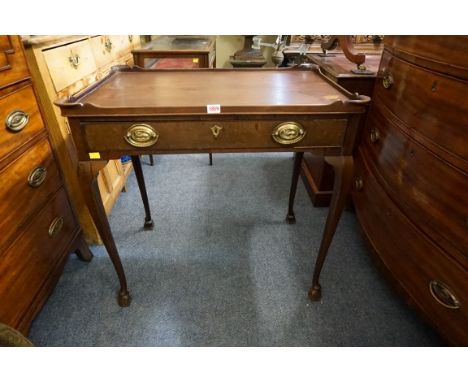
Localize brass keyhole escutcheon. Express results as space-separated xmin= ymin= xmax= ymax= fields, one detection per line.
xmin=354 ymin=176 xmax=364 ymax=191
xmin=124 ymin=124 xmax=158 ymax=148
xmin=68 ymin=51 xmax=80 ymax=69
xmin=210 ymin=125 xmax=223 ymax=139
xmin=382 ymin=72 xmax=394 ymax=89
xmin=104 ymin=37 xmax=113 ymax=52
xmin=370 ymin=128 xmax=380 ymax=143
xmin=272 ymin=122 xmax=306 ymax=145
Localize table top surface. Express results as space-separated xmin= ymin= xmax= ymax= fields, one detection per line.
xmin=135 ymin=36 xmax=215 ymax=53
xmin=57 ymin=67 xmax=370 ymax=116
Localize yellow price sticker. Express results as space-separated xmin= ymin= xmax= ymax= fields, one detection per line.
xmin=192 ymin=58 xmax=199 ymax=64
xmin=88 ymin=152 xmax=101 ymax=159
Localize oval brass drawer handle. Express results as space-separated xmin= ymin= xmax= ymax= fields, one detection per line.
xmin=48 ymin=216 xmax=64 ymax=238
xmin=28 ymin=166 xmax=47 ymax=188
xmin=5 ymin=109 xmax=29 ymax=132
xmin=272 ymin=122 xmax=306 ymax=145
xmin=124 ymin=124 xmax=158 ymax=148
xmin=370 ymin=128 xmax=380 ymax=143
xmin=382 ymin=72 xmax=394 ymax=89
xmin=429 ymin=280 xmax=461 ymax=310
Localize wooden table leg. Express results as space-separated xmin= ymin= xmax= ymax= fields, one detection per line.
xmin=79 ymin=161 xmax=131 ymax=307
xmin=74 ymin=233 xmax=94 ymax=262
xmin=149 ymin=154 xmax=154 ymax=166
xmin=308 ymin=155 xmax=354 ymax=301
xmin=286 ymin=152 xmax=304 ymax=223
xmin=131 ymin=155 xmax=154 ymax=229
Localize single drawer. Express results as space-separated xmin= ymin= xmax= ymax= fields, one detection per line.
xmin=353 ymin=150 xmax=468 ymax=345
xmin=0 ymin=187 xmax=77 ymax=327
xmin=80 ymin=118 xmax=347 ymax=157
xmin=0 ymin=84 xmax=46 ymax=160
xmin=0 ymin=137 xmax=62 ymax=251
xmin=43 ymin=39 xmax=97 ymax=92
xmin=375 ymin=51 xmax=468 ymax=164
xmin=0 ymin=35 xmax=30 ymax=89
xmin=362 ymin=104 xmax=468 ymax=262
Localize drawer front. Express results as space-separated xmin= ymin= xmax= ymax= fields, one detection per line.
xmin=90 ymin=35 xmax=119 ymax=68
xmin=0 ymin=84 xmax=46 ymax=160
xmin=362 ymin=103 xmax=468 ymax=260
xmin=353 ymin=150 xmax=468 ymax=345
xmin=81 ymin=119 xmax=347 ymax=156
xmin=0 ymin=137 xmax=62 ymax=251
xmin=385 ymin=36 xmax=468 ymax=76
xmin=43 ymin=39 xmax=97 ymax=92
xmin=0 ymin=35 xmax=29 ymax=89
xmin=375 ymin=51 xmax=468 ymax=163
xmin=0 ymin=187 xmax=77 ymax=327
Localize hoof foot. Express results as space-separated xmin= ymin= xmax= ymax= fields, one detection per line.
xmin=308 ymin=285 xmax=322 ymax=301
xmin=118 ymin=291 xmax=131 ymax=307
xmin=286 ymin=213 xmax=296 ymax=224
xmin=144 ymin=219 xmax=154 ymax=229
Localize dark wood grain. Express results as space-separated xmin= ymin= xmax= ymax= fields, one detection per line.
xmin=0 ymin=35 xmax=30 ymax=89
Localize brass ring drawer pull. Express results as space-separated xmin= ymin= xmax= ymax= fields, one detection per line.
xmin=48 ymin=216 xmax=64 ymax=238
xmin=68 ymin=51 xmax=80 ymax=69
xmin=382 ymin=72 xmax=394 ymax=89
xmin=28 ymin=166 xmax=47 ymax=188
xmin=370 ymin=128 xmax=380 ymax=143
xmin=5 ymin=109 xmax=29 ymax=132
xmin=354 ymin=176 xmax=364 ymax=191
xmin=429 ymin=280 xmax=461 ymax=310
xmin=124 ymin=124 xmax=158 ymax=147
xmin=272 ymin=122 xmax=306 ymax=145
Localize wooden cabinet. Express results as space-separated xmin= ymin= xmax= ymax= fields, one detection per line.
xmin=0 ymin=35 xmax=92 ymax=334
xmin=23 ymin=35 xmax=140 ymax=243
xmin=352 ymin=36 xmax=468 ymax=345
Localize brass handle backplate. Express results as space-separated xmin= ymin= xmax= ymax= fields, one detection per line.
xmin=382 ymin=72 xmax=394 ymax=89
xmin=5 ymin=109 xmax=29 ymax=132
xmin=28 ymin=166 xmax=47 ymax=188
xmin=128 ymin=35 xmax=133 ymax=43
xmin=124 ymin=124 xmax=158 ymax=148
xmin=48 ymin=216 xmax=64 ymax=238
xmin=429 ymin=280 xmax=461 ymax=310
xmin=272 ymin=122 xmax=306 ymax=145
xmin=370 ymin=128 xmax=380 ymax=143
xmin=68 ymin=51 xmax=80 ymax=69
xmin=104 ymin=37 xmax=113 ymax=52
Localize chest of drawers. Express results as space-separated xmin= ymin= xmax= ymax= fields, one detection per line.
xmin=0 ymin=35 xmax=92 ymax=334
xmin=352 ymin=36 xmax=468 ymax=345
xmin=22 ymin=35 xmax=140 ymax=244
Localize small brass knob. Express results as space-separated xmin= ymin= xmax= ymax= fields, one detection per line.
xmin=48 ymin=216 xmax=64 ymax=238
xmin=429 ymin=280 xmax=461 ymax=310
xmin=272 ymin=122 xmax=306 ymax=145
xmin=124 ymin=124 xmax=158 ymax=148
xmin=28 ymin=166 xmax=47 ymax=188
xmin=5 ymin=109 xmax=29 ymax=132
xmin=382 ymin=72 xmax=394 ymax=89
xmin=354 ymin=176 xmax=364 ymax=191
xmin=370 ymin=128 xmax=380 ymax=143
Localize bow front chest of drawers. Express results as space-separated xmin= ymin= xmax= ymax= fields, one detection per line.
xmin=352 ymin=36 xmax=468 ymax=345
xmin=0 ymin=35 xmax=92 ymax=334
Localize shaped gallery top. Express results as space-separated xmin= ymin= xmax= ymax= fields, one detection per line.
xmin=55 ymin=65 xmax=371 ymax=117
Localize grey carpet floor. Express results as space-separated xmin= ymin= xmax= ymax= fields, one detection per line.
xmin=28 ymin=153 xmax=443 ymax=346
